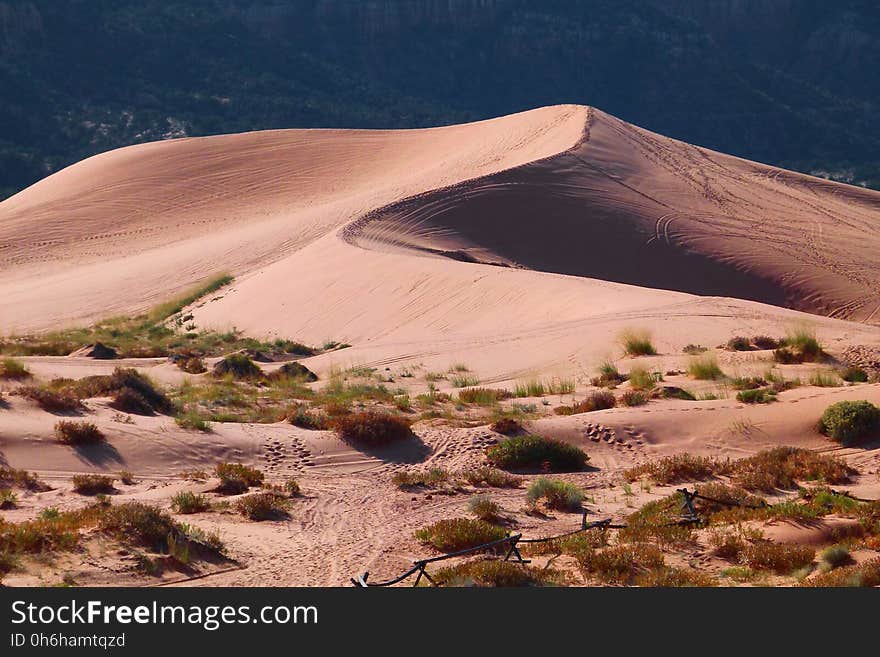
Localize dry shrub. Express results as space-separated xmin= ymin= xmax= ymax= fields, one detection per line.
xmin=523 ymin=528 xmax=609 ymax=558
xmin=432 ymin=560 xmax=564 ymax=587
xmin=55 ymin=420 xmax=105 ymax=445
xmin=0 ymin=466 xmax=49 ymax=491
xmin=268 ymin=361 xmax=318 ymax=382
xmin=467 ymin=495 xmax=502 ymax=521
xmin=71 ymin=474 xmax=115 ymax=495
xmin=0 ymin=357 xmax=30 ymax=380
xmin=624 ymin=454 xmax=730 ymax=484
xmin=693 ymin=483 xmax=766 ymax=515
xmin=620 ymin=329 xmax=657 ymax=356
xmin=236 ymin=492 xmax=290 ymax=521
xmin=635 ymin=567 xmax=718 ymax=587
xmin=18 ymin=386 xmax=84 ymax=413
xmin=726 ymin=337 xmax=752 ymax=352
xmin=215 ymin=462 xmax=264 ymax=494
xmin=489 ymin=417 xmax=522 ymax=435
xmin=741 ymin=541 xmax=815 ymax=574
xmin=577 ymin=543 xmax=665 ymax=584
xmin=212 ymin=354 xmax=263 ymax=380
xmin=620 ymin=390 xmax=648 ymax=407
xmin=459 ymin=466 xmax=521 ymax=489
xmin=802 ymin=557 xmax=880 ymax=587
xmin=334 ymin=411 xmax=414 ymax=446
xmin=619 ymin=493 xmax=695 ymax=546
xmin=392 ymin=468 xmax=451 ymax=489
xmin=414 ymin=518 xmax=507 ymax=553
xmin=486 ymin=435 xmax=588 ymax=472
xmin=752 ymin=335 xmax=780 ymax=350
xmin=555 ymin=391 xmax=616 ymax=416
xmin=177 ymin=357 xmax=207 ymax=374
xmin=732 ymin=447 xmax=853 ymax=492
xmin=110 ymin=386 xmax=155 ymax=415
xmin=287 ymin=406 xmax=328 ymax=430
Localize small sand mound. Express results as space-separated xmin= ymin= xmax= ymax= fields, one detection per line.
xmin=761 ymin=516 xmax=864 ymax=546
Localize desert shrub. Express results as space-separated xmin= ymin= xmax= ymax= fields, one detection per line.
xmin=117 ymin=470 xmax=136 ymax=485
xmin=620 ymin=390 xmax=649 ymax=407
xmin=171 ymin=492 xmax=211 ymax=514
xmin=619 ymin=494 xmax=695 ymax=546
xmin=236 ymin=492 xmax=290 ymax=521
xmin=178 ymin=357 xmax=207 ymax=374
xmin=841 ymin=366 xmax=868 ymax=383
xmin=809 ymin=370 xmax=841 ymax=387
xmin=18 ymin=386 xmax=84 ymax=413
xmin=0 ymin=466 xmax=48 ymax=491
xmin=555 ymin=390 xmax=617 ymax=415
xmin=269 ymin=361 xmax=317 ymax=382
xmin=819 ymin=545 xmax=852 ymax=570
xmin=215 ymin=463 xmax=264 ymax=488
xmin=71 ymin=474 xmax=115 ymax=495
xmin=682 ymin=344 xmax=707 ymax=355
xmin=635 ymin=567 xmax=718 ymax=587
xmin=55 ymin=420 xmax=105 ymax=445
xmin=782 ymin=326 xmax=822 ymax=362
xmin=733 ymin=447 xmax=853 ymax=492
xmin=175 ymin=412 xmax=212 ymax=432
xmin=414 ymin=518 xmax=506 ymax=553
xmin=523 ymin=528 xmax=609 ymax=559
xmin=661 ymin=386 xmax=697 ymax=401
xmin=773 ymin=347 xmax=801 ymax=364
xmin=577 ymin=543 xmax=665 ymax=584
xmin=458 ymin=467 xmax=521 ymax=489
xmin=392 ymin=468 xmax=451 ymax=489
xmin=624 ymin=454 xmax=729 ymax=484
xmin=742 ymin=541 xmax=815 ymax=574
xmin=620 ymin=329 xmax=657 ymax=356
xmin=287 ymin=406 xmax=328 ymax=430
xmin=709 ymin=528 xmax=750 ymax=561
xmin=451 ymin=374 xmax=480 ymax=388
xmin=594 ymin=360 xmax=626 ymax=387
xmin=283 ymin=478 xmax=301 ymax=496
xmin=0 ymin=357 xmax=30 ymax=380
xmin=486 ymin=435 xmax=588 ymax=472
xmin=526 ymin=477 xmax=584 ymax=511
xmin=688 ymin=355 xmax=724 ymax=380
xmin=752 ymin=335 xmax=780 ymax=350
xmin=803 ymin=557 xmax=880 ymax=587
xmin=489 ymin=417 xmax=522 ymax=435
xmin=108 ymin=369 xmax=172 ymax=413
xmin=467 ymin=495 xmax=502 ymax=521
xmin=736 ymin=388 xmax=777 ymax=404
xmin=694 ymin=483 xmax=766 ymax=515
xmin=110 ymin=386 xmax=154 ymax=415
xmin=213 ymin=354 xmax=263 ymax=380
xmin=731 ymin=376 xmax=766 ymax=390
xmin=0 ymin=489 xmax=17 ymax=509
xmin=726 ymin=336 xmax=752 ymax=351
xmin=98 ymin=502 xmax=179 ymax=552
xmin=458 ymin=388 xmax=512 ymax=405
xmin=433 ymin=560 xmax=564 ymax=587
xmin=334 ymin=411 xmax=414 ymax=445
xmin=818 ymin=400 xmax=880 ymax=446
xmin=627 ymin=366 xmax=657 ymax=391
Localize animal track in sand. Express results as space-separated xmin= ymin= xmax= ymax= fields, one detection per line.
xmin=584 ymin=422 xmax=643 ymax=450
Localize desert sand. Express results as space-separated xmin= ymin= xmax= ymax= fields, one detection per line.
xmin=1 ymin=105 xmax=879 ymax=587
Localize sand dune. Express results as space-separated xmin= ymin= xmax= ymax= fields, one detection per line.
xmin=3 ymin=105 xmax=880 ymax=587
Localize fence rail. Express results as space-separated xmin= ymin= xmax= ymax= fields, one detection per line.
xmin=351 ymin=485 xmax=876 ymax=587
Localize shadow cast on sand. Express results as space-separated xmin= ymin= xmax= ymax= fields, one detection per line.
xmin=344 ymin=434 xmax=432 ymax=465
xmin=73 ymin=442 xmax=125 ymax=468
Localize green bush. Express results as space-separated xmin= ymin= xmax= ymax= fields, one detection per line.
xmin=215 ymin=463 xmax=264 ymax=488
xmin=818 ymin=400 xmax=880 ymax=446
xmin=486 ymin=435 xmax=588 ymax=472
xmin=736 ymin=388 xmax=777 ymax=404
xmin=620 ymin=390 xmax=648 ymax=407
xmin=0 ymin=358 xmax=30 ymax=380
xmin=620 ymin=329 xmax=657 ymax=356
xmin=432 ymin=560 xmax=564 ymax=587
xmin=526 ymin=477 xmax=585 ymax=511
xmin=688 ymin=355 xmax=724 ymax=380
xmin=467 ymin=495 xmax=502 ymax=521
xmin=841 ymin=367 xmax=868 ymax=383
xmin=171 ymin=492 xmax=211 ymax=514
xmin=458 ymin=388 xmax=512 ymax=404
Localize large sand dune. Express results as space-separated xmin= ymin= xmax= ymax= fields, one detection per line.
xmin=3 ymin=106 xmax=880 ymax=586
